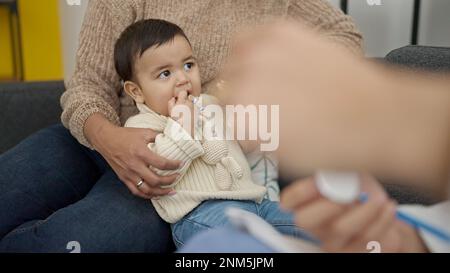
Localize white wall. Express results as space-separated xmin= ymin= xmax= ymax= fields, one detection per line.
xmin=349 ymin=0 xmax=414 ymax=57
xmin=58 ymin=0 xmax=450 ymax=80
xmin=59 ymin=0 xmax=88 ymax=80
xmin=331 ymin=0 xmax=450 ymax=57
xmin=419 ymin=0 xmax=450 ymax=48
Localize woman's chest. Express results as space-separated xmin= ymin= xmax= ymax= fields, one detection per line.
xmin=136 ymin=0 xmax=290 ymax=83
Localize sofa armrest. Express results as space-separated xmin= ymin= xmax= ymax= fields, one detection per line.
xmin=385 ymin=45 xmax=450 ymax=72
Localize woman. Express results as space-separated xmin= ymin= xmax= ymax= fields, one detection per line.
xmin=0 ymin=0 xmax=362 ymax=252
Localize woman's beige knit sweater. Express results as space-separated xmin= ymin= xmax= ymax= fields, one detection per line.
xmin=61 ymin=0 xmax=363 ymax=148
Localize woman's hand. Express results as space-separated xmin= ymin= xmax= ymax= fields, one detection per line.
xmin=85 ymin=114 xmax=182 ymax=199
xmin=280 ymin=175 xmax=428 ymax=252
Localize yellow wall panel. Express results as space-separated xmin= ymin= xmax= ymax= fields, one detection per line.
xmin=18 ymin=0 xmax=63 ymax=81
xmin=0 ymin=7 xmax=13 ymax=80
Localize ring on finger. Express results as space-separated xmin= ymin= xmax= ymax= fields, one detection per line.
xmin=136 ymin=179 xmax=144 ymax=188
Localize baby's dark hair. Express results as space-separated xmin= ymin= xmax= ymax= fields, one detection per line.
xmin=114 ymin=19 xmax=190 ymax=82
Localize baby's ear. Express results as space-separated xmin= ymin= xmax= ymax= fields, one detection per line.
xmin=123 ymin=81 xmax=145 ymax=103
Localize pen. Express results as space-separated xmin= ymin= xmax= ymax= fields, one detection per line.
xmin=359 ymin=193 xmax=450 ymax=243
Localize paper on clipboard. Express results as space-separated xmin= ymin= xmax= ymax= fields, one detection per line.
xmin=225 ymin=207 xmax=323 ymax=253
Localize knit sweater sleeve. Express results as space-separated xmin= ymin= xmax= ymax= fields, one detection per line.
xmin=60 ymin=0 xmax=123 ymax=148
xmin=288 ymin=0 xmax=364 ymax=55
xmin=149 ymin=119 xmax=205 ymax=179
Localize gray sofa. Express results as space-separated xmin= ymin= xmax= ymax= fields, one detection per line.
xmin=0 ymin=81 xmax=64 ymax=153
xmin=1 ymin=45 xmax=449 ymax=204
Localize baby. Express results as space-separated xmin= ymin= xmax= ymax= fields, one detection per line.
xmin=114 ymin=19 xmax=305 ymax=248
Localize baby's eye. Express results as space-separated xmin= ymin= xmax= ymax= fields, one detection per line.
xmin=158 ymin=70 xmax=171 ymax=79
xmin=184 ymin=62 xmax=194 ymax=71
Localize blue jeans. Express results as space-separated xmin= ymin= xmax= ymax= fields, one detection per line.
xmin=171 ymin=199 xmax=308 ymax=249
xmin=0 ymin=124 xmax=173 ymax=252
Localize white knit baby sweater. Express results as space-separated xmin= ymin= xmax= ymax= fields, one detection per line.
xmin=124 ymin=95 xmax=267 ymax=223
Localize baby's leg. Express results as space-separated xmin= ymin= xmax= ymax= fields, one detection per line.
xmin=171 ymin=199 xmax=259 ymax=249
xmin=259 ymin=199 xmax=318 ymax=242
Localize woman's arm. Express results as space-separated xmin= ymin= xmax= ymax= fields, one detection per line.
xmin=288 ymin=0 xmax=363 ymax=54
xmin=220 ymin=22 xmax=450 ymax=196
xmin=61 ymin=0 xmax=122 ymax=148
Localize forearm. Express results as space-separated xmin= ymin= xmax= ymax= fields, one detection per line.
xmin=60 ymin=0 xmax=121 ymax=148
xmin=279 ymin=62 xmax=450 ymax=195
xmin=223 ymin=21 xmax=448 ymax=193
xmin=375 ymin=70 xmax=450 ymax=194
xmin=84 ymin=113 xmax=117 ymax=151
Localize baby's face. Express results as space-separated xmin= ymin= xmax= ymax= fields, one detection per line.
xmin=133 ymin=35 xmax=201 ymax=116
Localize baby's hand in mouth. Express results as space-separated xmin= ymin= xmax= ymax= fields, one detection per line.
xmin=169 ymin=91 xmax=196 ymax=136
